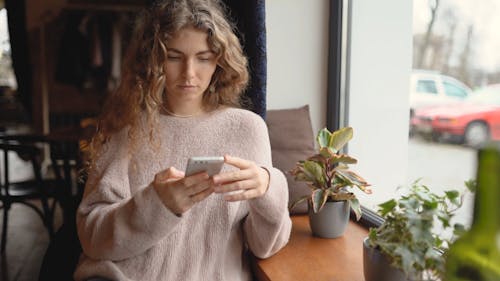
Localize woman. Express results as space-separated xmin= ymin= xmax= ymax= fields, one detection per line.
xmin=74 ymin=0 xmax=292 ymax=280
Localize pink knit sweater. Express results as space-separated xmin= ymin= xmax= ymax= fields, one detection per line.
xmin=74 ymin=108 xmax=292 ymax=281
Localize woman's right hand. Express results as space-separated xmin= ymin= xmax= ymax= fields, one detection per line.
xmin=153 ymin=167 xmax=214 ymax=215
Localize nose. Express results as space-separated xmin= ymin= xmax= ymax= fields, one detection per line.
xmin=183 ymin=59 xmax=195 ymax=80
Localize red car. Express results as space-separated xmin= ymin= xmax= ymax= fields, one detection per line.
xmin=411 ymin=84 xmax=500 ymax=147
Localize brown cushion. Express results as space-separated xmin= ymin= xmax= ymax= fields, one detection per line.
xmin=266 ymin=105 xmax=316 ymax=214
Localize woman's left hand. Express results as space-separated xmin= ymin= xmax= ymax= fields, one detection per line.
xmin=212 ymin=155 xmax=270 ymax=201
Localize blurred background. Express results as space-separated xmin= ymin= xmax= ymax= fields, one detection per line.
xmin=407 ymin=0 xmax=500 ymax=229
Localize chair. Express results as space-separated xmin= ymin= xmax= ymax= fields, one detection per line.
xmin=0 ymin=133 xmax=84 ymax=226
xmin=38 ymin=138 xmax=85 ymax=281
xmin=38 ymin=195 xmax=82 ymax=281
xmin=0 ymin=142 xmax=57 ymax=253
xmin=46 ymin=138 xmax=84 ymax=224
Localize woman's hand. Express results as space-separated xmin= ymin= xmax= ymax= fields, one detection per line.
xmin=212 ymin=155 xmax=270 ymax=201
xmin=153 ymin=167 xmax=214 ymax=215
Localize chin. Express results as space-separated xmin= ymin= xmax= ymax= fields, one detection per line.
xmin=179 ymin=93 xmax=204 ymax=101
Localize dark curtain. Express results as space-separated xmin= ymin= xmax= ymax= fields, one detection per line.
xmin=222 ymin=0 xmax=267 ymax=119
xmin=5 ymin=0 xmax=33 ymax=120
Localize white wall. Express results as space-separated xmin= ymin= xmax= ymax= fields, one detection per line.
xmin=347 ymin=0 xmax=413 ymax=207
xmin=266 ymin=0 xmax=329 ymax=134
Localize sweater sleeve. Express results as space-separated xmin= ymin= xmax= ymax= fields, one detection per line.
xmin=76 ymin=130 xmax=181 ymax=261
xmin=241 ymin=114 xmax=292 ymax=259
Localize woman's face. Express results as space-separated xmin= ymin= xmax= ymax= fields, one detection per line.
xmin=164 ymin=26 xmax=218 ymax=108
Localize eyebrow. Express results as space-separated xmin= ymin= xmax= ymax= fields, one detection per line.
xmin=167 ymin=48 xmax=214 ymax=55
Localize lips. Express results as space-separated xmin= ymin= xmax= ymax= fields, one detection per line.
xmin=178 ymin=84 xmax=196 ymax=89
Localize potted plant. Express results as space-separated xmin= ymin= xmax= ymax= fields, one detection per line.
xmin=363 ymin=180 xmax=473 ymax=281
xmin=289 ymin=127 xmax=371 ymax=238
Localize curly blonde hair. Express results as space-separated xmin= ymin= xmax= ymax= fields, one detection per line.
xmin=87 ymin=0 xmax=249 ymax=166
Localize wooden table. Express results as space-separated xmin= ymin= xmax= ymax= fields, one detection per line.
xmin=252 ymin=215 xmax=368 ymax=281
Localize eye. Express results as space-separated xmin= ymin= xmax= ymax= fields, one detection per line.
xmin=167 ymin=56 xmax=181 ymax=61
xmin=198 ymin=57 xmax=212 ymax=62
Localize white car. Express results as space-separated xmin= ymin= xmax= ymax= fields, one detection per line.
xmin=409 ymin=70 xmax=471 ymax=117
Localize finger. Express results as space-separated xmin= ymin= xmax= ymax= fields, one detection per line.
xmin=190 ymin=186 xmax=214 ymax=203
xmin=223 ymin=189 xmax=260 ymax=202
xmin=223 ymin=154 xmax=253 ymax=169
xmin=170 ymin=167 xmax=185 ymax=178
xmin=212 ymin=169 xmax=253 ymax=185
xmin=214 ymin=179 xmax=254 ymax=193
xmin=186 ymin=179 xmax=213 ymax=196
xmin=183 ymin=172 xmax=210 ymax=187
xmin=155 ymin=167 xmax=184 ymax=182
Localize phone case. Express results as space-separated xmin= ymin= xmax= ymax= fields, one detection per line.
xmin=185 ymin=156 xmax=224 ymax=176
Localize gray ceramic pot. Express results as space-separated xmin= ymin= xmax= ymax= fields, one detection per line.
xmin=308 ymin=200 xmax=350 ymax=238
xmin=363 ymin=237 xmax=409 ymax=281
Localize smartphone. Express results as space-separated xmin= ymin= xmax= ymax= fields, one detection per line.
xmin=185 ymin=156 xmax=224 ymax=176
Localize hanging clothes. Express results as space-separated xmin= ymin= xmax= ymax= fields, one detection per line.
xmin=55 ymin=12 xmax=115 ymax=91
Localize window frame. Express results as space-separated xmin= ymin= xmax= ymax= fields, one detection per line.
xmin=326 ymin=0 xmax=349 ymax=132
xmin=326 ymin=0 xmax=382 ymax=228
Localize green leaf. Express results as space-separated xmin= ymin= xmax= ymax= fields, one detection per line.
xmin=316 ymin=128 xmax=331 ymax=148
xmin=445 ymin=190 xmax=461 ymax=206
xmin=331 ymin=154 xmax=358 ymax=165
xmin=328 ymin=127 xmax=353 ymax=151
xmin=423 ymin=200 xmax=438 ymax=210
xmin=303 ymin=160 xmax=326 ymax=187
xmin=290 ymin=164 xmax=318 ymax=184
xmin=329 ymin=191 xmax=356 ymax=201
xmin=378 ymin=199 xmax=397 ymax=216
xmin=289 ymin=195 xmax=310 ymax=212
xmin=293 ymin=171 xmax=313 ymax=182
xmin=335 ymin=169 xmax=370 ymax=191
xmin=309 ymin=153 xmax=329 ymax=165
xmin=393 ymin=245 xmax=416 ymax=274
xmin=415 ymin=188 xmax=433 ymax=203
xmin=453 ymin=223 xmax=467 ymax=237
xmin=349 ymin=198 xmax=362 ymax=221
xmin=368 ymin=180 xmax=475 ymax=279
xmin=464 ymin=179 xmax=477 ymax=192
xmin=319 ymin=147 xmax=336 ymax=158
xmin=368 ymin=229 xmax=378 ymax=245
xmin=311 ymin=189 xmax=328 ymax=213
xmin=444 ymin=190 xmax=459 ymax=200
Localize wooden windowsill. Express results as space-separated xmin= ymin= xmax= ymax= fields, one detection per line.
xmin=252 ymin=215 xmax=368 ymax=281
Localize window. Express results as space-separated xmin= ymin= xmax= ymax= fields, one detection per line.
xmin=408 ymin=0 xmax=499 ymax=228
xmin=328 ymin=0 xmax=498 ymax=229
xmin=0 ymin=8 xmax=15 ymax=89
xmin=416 ymin=80 xmax=438 ymax=94
xmin=443 ymin=81 xmax=468 ymax=98
xmin=0 ymin=7 xmax=23 ymax=127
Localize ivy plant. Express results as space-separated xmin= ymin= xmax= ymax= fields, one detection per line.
xmin=367 ymin=180 xmax=473 ymax=280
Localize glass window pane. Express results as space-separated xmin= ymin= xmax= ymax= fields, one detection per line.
xmin=416 ymin=80 xmax=438 ymax=94
xmin=443 ymin=81 xmax=468 ymax=98
xmin=355 ymin=0 xmax=500 ymax=230
xmin=408 ymin=0 xmax=500 ymax=228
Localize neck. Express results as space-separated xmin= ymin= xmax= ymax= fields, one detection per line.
xmin=162 ymin=97 xmax=205 ymax=117
xmin=162 ymin=106 xmax=204 ymax=118
xmin=161 ymin=101 xmax=205 ymax=118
